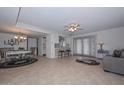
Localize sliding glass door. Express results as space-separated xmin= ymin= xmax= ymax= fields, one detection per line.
xmin=76 ymin=39 xmax=82 ymax=54
xmin=83 ymin=38 xmax=90 ymax=55
xmin=73 ymin=36 xmax=96 ymax=56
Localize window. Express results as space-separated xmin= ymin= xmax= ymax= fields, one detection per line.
xmin=76 ymin=39 xmax=82 ymax=54
xmin=73 ymin=36 xmax=96 ymax=56
xmin=83 ymin=38 xmax=90 ymax=55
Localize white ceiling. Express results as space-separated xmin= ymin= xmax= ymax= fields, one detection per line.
xmin=0 ymin=7 xmax=124 ymax=36
xmin=0 ymin=7 xmax=19 ymax=25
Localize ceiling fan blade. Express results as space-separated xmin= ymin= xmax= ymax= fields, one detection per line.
xmin=78 ymin=28 xmax=83 ymax=30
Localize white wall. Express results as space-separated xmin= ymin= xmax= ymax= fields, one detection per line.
xmin=45 ymin=26 xmax=124 ymax=58
xmin=46 ymin=33 xmax=59 ymax=58
xmin=0 ymin=33 xmax=27 ymax=50
xmin=97 ymin=27 xmax=124 ymax=52
xmin=46 ymin=34 xmax=51 ymax=58
xmin=72 ymin=26 xmax=124 ymax=56
xmin=38 ymin=37 xmax=42 ymax=56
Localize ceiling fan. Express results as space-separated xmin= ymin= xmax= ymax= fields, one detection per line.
xmin=64 ymin=23 xmax=83 ymax=33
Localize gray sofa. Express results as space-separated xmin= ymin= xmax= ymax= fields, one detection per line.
xmin=103 ymin=56 xmax=124 ymax=75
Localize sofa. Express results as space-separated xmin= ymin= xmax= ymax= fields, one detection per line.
xmin=103 ymin=49 xmax=124 ymax=75
xmin=103 ymin=56 xmax=124 ymax=75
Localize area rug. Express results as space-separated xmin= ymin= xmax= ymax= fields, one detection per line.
xmin=0 ymin=58 xmax=38 ymax=68
xmin=76 ymin=56 xmax=100 ymax=65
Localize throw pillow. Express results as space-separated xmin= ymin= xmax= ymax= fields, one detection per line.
xmin=113 ymin=49 xmax=121 ymax=57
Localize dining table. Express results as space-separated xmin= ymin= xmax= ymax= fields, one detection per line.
xmin=6 ymin=50 xmax=31 ymax=55
xmin=6 ymin=50 xmax=32 ymax=59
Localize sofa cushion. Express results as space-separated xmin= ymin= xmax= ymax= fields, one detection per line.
xmin=121 ymin=49 xmax=124 ymax=58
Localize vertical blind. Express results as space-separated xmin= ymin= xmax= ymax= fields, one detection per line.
xmin=73 ymin=36 xmax=96 ymax=56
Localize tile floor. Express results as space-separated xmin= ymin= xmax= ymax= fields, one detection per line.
xmin=0 ymin=56 xmax=123 ymax=85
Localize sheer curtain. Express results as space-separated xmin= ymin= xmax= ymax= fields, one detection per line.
xmin=76 ymin=39 xmax=82 ymax=54
xmin=83 ymin=38 xmax=90 ymax=55
xmin=73 ymin=36 xmax=96 ymax=56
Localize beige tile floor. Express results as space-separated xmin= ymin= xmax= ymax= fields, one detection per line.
xmin=0 ymin=56 xmax=123 ymax=85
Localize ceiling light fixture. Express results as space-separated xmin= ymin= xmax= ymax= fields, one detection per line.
xmin=65 ymin=23 xmax=82 ymax=32
xmin=14 ymin=32 xmax=27 ymax=43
